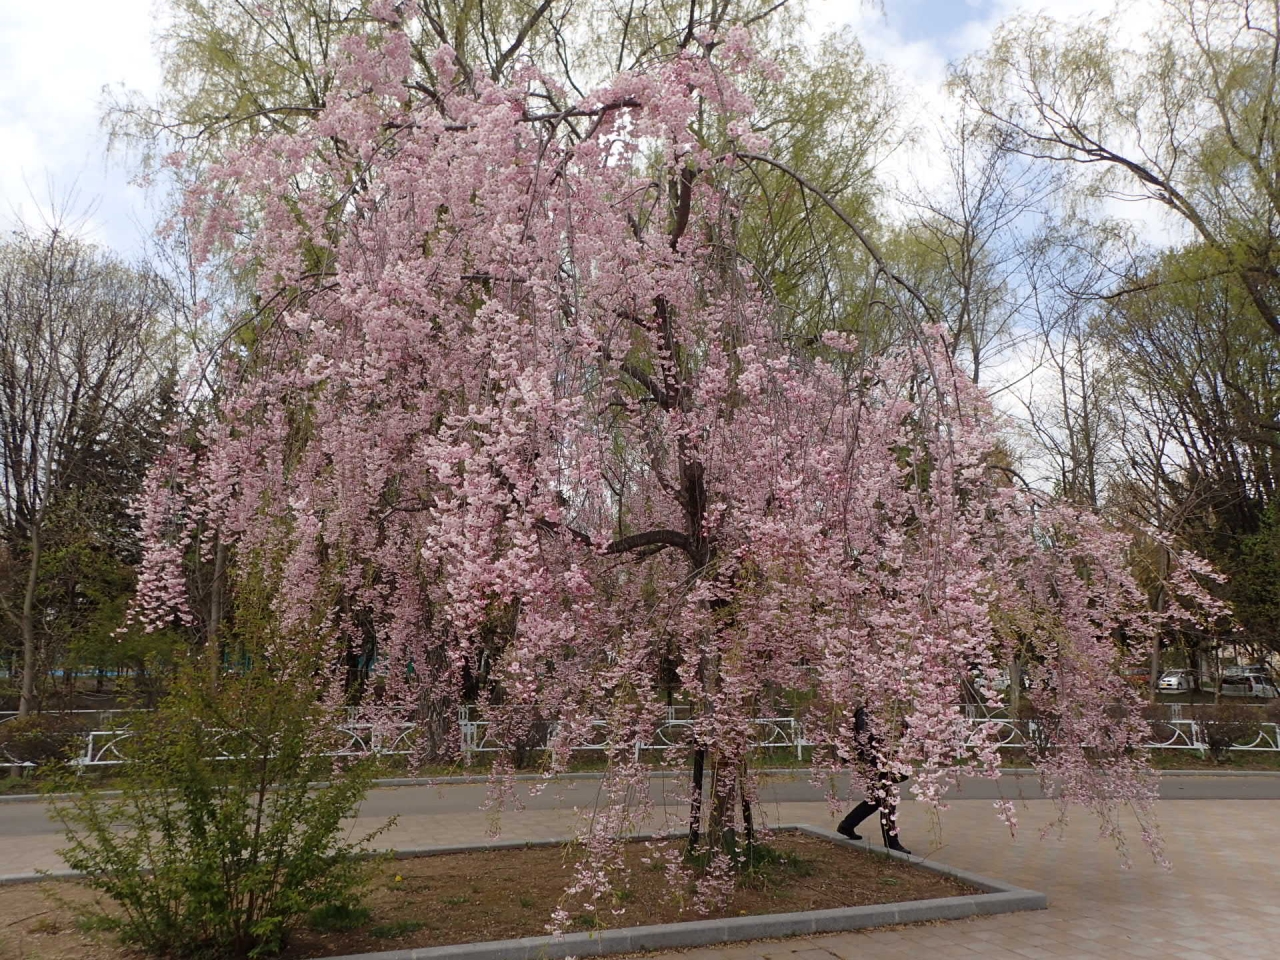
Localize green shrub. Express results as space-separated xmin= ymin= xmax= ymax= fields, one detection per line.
xmin=52 ymin=668 xmax=391 ymax=958
xmin=0 ymin=714 xmax=87 ymax=765
xmin=1014 ymin=701 xmax=1060 ymax=756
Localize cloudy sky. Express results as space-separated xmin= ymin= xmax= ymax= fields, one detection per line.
xmin=0 ymin=0 xmax=1141 ymax=255
xmin=0 ymin=0 xmax=163 ymax=251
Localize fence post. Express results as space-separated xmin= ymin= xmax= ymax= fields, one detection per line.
xmin=465 ymin=701 xmax=476 ymax=762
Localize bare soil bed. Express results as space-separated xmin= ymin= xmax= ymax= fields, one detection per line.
xmin=0 ymin=833 xmax=977 ymax=960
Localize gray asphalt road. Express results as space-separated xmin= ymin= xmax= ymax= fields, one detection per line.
xmin=2 ymin=772 xmax=1277 ymax=840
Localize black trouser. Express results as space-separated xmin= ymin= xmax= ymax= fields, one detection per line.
xmin=838 ymin=773 xmax=903 ymax=847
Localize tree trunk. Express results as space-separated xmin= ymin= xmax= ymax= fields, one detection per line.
xmin=18 ymin=523 xmax=42 ymax=718
xmin=687 ymin=746 xmax=705 ymax=852
xmin=691 ymin=749 xmax=750 ymax=858
xmin=1149 ymin=547 xmax=1169 ymax=704
xmin=206 ymin=540 xmax=227 ymax=692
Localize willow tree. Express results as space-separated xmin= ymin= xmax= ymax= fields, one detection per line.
xmin=956 ymin=0 xmax=1280 ymax=340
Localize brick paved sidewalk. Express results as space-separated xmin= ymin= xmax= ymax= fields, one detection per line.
xmin=347 ymin=793 xmax=1278 ymax=959
xmin=638 ymin=798 xmax=1278 ymax=960
xmin=10 ymin=791 xmax=1277 ymax=958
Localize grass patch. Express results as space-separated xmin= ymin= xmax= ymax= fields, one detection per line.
xmin=307 ymin=903 xmax=371 ymax=933
xmin=369 ymin=920 xmax=424 ymax=938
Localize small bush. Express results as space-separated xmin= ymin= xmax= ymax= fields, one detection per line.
xmin=1014 ymin=701 xmax=1060 ymax=756
xmin=1264 ymin=700 xmax=1280 ymax=726
xmin=1192 ymin=704 xmax=1262 ymax=762
xmin=0 ymin=714 xmax=87 ymax=765
xmin=52 ymin=667 xmax=391 ymax=958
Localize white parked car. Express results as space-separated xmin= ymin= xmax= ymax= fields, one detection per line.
xmin=1157 ymin=670 xmax=1196 ymax=692
xmin=1218 ymin=674 xmax=1279 ymax=698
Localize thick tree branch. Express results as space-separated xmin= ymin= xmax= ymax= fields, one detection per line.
xmin=491 ymin=0 xmax=555 ymax=80
xmin=619 ymin=359 xmax=674 ymax=410
xmin=604 ymin=529 xmax=692 ymax=555
xmin=535 ymin=517 xmax=692 ymax=557
xmin=670 ymin=165 xmax=696 ymax=252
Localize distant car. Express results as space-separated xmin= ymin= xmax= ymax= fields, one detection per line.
xmin=1223 ymin=664 xmax=1268 ymax=677
xmin=1218 ymin=674 xmax=1279 ymax=698
xmin=1158 ymin=670 xmax=1196 ymax=693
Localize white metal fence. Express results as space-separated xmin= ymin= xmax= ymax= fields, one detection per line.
xmin=5 ymin=710 xmax=1277 ymax=770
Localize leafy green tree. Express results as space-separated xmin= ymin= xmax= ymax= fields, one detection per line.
xmin=1093 ymin=247 xmax=1280 ymax=658
xmin=0 ymin=225 xmax=177 ymax=715
xmin=1236 ymin=502 xmax=1280 ymax=650
xmin=956 ymin=0 xmax=1280 ymax=340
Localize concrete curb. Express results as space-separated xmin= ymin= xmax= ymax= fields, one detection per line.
xmin=0 ymin=770 xmax=670 ymax=805
xmin=0 ymin=869 xmax=80 ymax=886
xmin=1149 ymin=768 xmax=1280 ymax=777
xmin=1 ymin=824 xmax=1048 ymax=959
xmin=4 ymin=766 xmax=1278 ymax=805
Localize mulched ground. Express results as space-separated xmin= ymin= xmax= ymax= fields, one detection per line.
xmin=0 ymin=833 xmax=978 ymax=960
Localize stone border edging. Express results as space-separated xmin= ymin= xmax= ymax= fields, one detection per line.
xmin=0 ymin=869 xmax=80 ymax=886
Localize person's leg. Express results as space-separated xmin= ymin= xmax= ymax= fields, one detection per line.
xmin=836 ymin=798 xmax=877 ymax=840
xmin=878 ymin=787 xmax=911 ymax=855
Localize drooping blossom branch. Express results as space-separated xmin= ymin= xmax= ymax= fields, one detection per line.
xmin=134 ymin=17 xmax=1225 ymax=915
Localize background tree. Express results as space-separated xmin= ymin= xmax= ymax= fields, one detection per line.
xmin=956 ymin=0 xmax=1280 ymax=340
xmin=1100 ymin=251 xmax=1280 ymax=661
xmin=0 ymin=224 xmax=176 ymax=715
xmin=947 ymin=1 xmax=1280 ymax=674
xmin=891 ymin=112 xmax=1058 ymax=385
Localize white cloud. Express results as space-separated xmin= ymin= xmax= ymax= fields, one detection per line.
xmin=0 ymin=0 xmax=165 ymax=249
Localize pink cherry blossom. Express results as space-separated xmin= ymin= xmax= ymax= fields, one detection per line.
xmin=135 ymin=20 xmax=1223 ymax=911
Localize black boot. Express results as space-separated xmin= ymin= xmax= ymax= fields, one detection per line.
xmin=837 ymin=800 xmax=876 ymax=841
xmin=881 ymin=818 xmax=912 ymax=855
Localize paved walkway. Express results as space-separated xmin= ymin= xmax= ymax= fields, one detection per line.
xmin=5 ymin=786 xmax=1278 ymax=958
xmin=370 ymin=793 xmax=1279 ymax=960
xmin=664 ymin=798 xmax=1279 ymax=960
